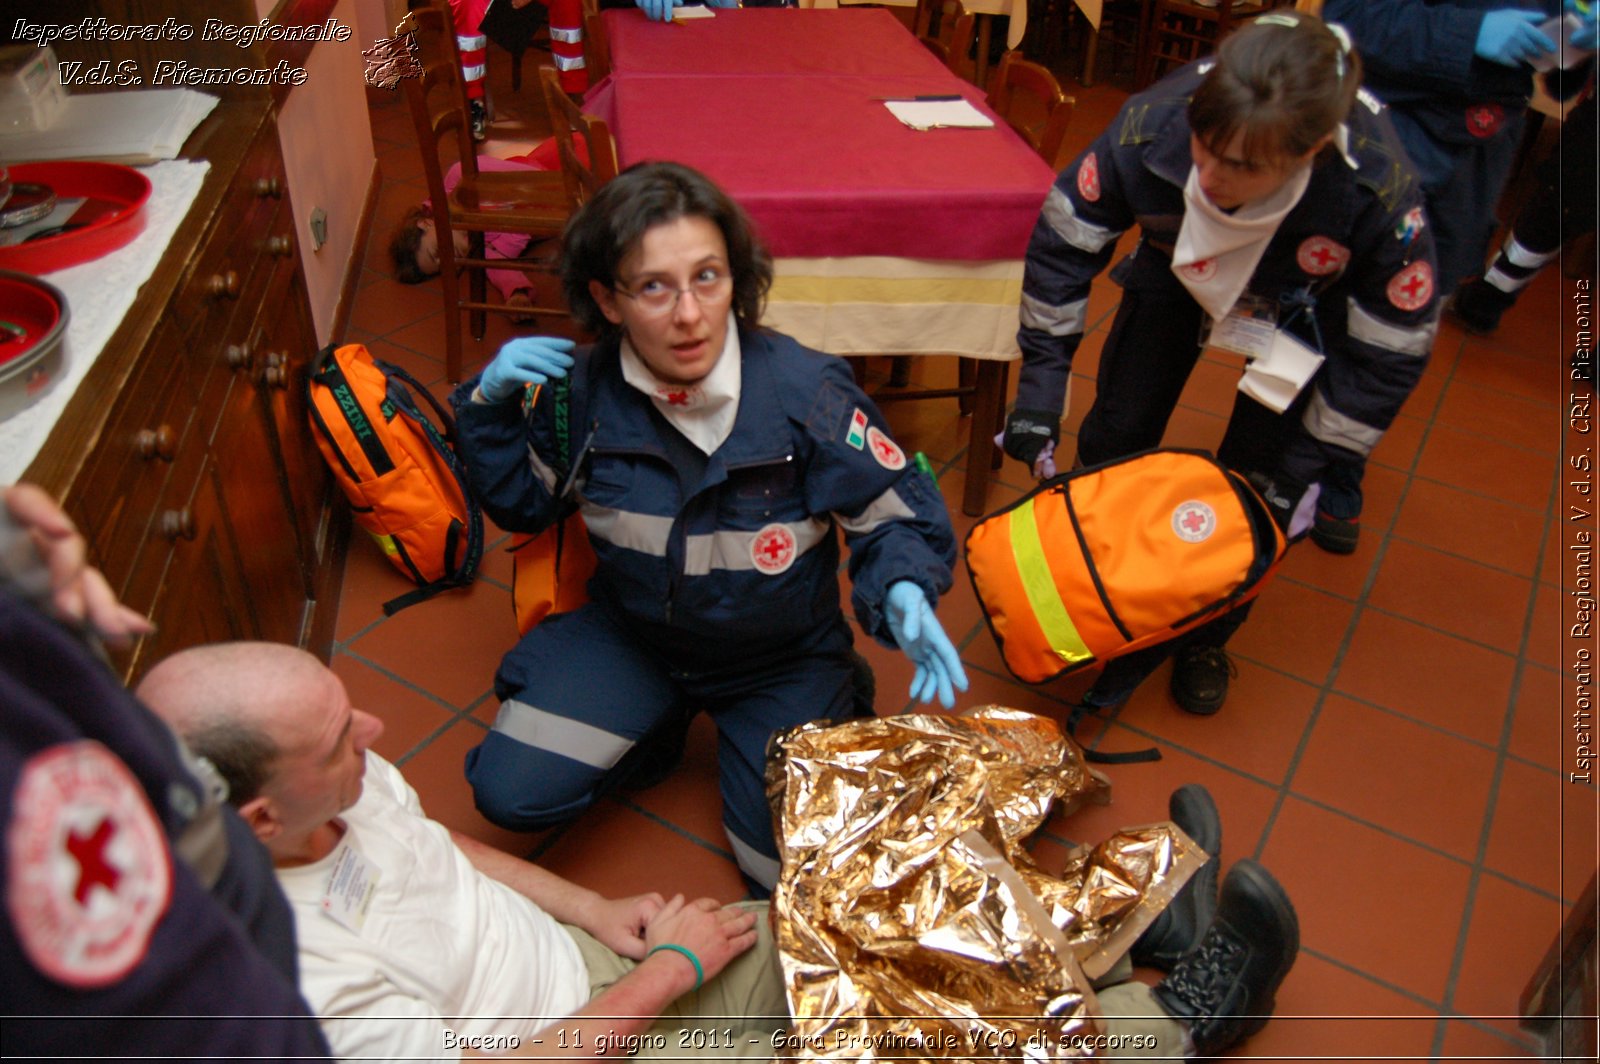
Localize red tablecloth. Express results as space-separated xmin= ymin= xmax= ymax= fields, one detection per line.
xmin=602 ymin=7 xmax=954 ymax=78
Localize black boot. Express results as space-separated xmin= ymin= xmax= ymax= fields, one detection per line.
xmin=1169 ymin=644 xmax=1236 ymax=716
xmin=1152 ymin=858 xmax=1299 ymax=1058
xmin=1131 ymin=784 xmax=1221 ymax=970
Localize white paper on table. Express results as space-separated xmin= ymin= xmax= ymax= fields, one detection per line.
xmin=1238 ymin=329 xmax=1324 ymax=414
xmin=672 ymin=5 xmax=717 ymax=19
xmin=0 ymin=89 xmax=218 ymax=164
xmin=883 ymin=98 xmax=994 ymax=130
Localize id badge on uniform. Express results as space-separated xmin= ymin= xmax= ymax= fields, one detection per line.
xmin=321 ymin=844 xmax=380 ymax=933
xmin=1203 ymin=295 xmax=1279 ymax=360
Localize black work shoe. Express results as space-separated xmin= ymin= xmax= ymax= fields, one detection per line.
xmin=469 ymin=99 xmax=488 ymax=142
xmin=1309 ymin=509 xmax=1360 ymax=555
xmin=1132 ymin=784 xmax=1221 ymax=970
xmin=1169 ymin=645 xmax=1235 ymax=716
xmin=1447 ymin=281 xmax=1511 ymax=336
xmin=1152 ymin=859 xmax=1300 ymax=1058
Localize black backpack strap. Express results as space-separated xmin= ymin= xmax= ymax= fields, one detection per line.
xmin=1065 ymin=703 xmax=1162 ymax=764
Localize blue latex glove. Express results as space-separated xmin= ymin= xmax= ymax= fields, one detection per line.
xmin=636 ymin=0 xmax=682 ymax=21
xmin=1474 ymin=9 xmax=1557 ymax=66
xmin=884 ymin=581 xmax=969 ymax=709
xmin=1567 ymin=1 xmax=1598 ymax=51
xmin=479 ymin=336 xmax=576 ymax=403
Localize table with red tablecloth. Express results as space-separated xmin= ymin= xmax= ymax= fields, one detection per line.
xmin=588 ymin=6 xmax=1057 ymax=513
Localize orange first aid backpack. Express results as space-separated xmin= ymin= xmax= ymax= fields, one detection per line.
xmin=307 ymin=343 xmax=483 ymax=615
xmin=965 ymin=449 xmax=1288 ymax=685
xmin=509 ymin=373 xmax=598 ymax=636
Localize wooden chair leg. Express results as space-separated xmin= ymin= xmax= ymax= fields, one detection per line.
xmin=849 ymin=356 xmax=868 ymax=390
xmin=440 ymin=266 xmax=464 ymax=384
xmin=958 ymin=357 xmax=977 ymax=417
xmin=962 ymin=360 xmax=1007 ymax=516
xmin=888 ymin=356 xmax=912 ymax=387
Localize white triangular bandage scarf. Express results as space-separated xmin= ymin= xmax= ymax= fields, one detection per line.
xmin=1171 ymin=161 xmax=1313 ymax=321
xmin=620 ymin=327 xmax=741 ymax=456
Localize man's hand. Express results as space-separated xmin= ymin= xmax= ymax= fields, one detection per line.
xmin=1002 ymin=407 xmax=1060 ymax=468
xmin=1474 ymin=9 xmax=1557 ymax=66
xmin=478 ymin=336 xmax=576 ymax=403
xmin=580 ymin=893 xmax=666 ymax=960
xmin=636 ymin=0 xmax=683 ymax=21
xmin=643 ymin=895 xmax=759 ymax=991
xmin=884 ymin=581 xmax=968 ymax=709
xmin=3 ymin=483 xmax=154 ymax=647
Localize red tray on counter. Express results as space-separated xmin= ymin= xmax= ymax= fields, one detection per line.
xmin=0 ymin=161 xmax=151 ymax=274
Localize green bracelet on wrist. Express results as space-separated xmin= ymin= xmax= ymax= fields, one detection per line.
xmin=647 ymin=943 xmax=704 ymax=991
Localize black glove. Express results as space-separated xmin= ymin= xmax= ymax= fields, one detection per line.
xmin=1246 ymin=471 xmax=1306 ymax=534
xmin=1002 ymin=407 xmax=1061 ymax=466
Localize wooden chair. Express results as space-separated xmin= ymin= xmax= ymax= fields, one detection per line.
xmin=537 ymin=64 xmax=620 ymax=211
xmin=915 ymin=0 xmax=977 ymax=83
xmin=986 ymin=50 xmax=1076 ymax=170
xmin=1081 ymin=0 xmax=1154 ymax=89
xmin=1139 ymin=0 xmax=1282 ymax=88
xmin=399 ymin=1 xmax=573 ymax=382
xmin=582 ymin=0 xmax=611 ymax=82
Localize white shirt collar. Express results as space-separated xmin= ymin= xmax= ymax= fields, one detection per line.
xmin=619 ymin=328 xmax=742 ymax=455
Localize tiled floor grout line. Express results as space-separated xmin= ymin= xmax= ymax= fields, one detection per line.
xmin=609 ymin=795 xmax=739 ymax=864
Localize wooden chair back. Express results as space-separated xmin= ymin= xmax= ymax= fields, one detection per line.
xmin=1141 ymin=0 xmax=1284 ymax=86
xmin=986 ymin=50 xmax=1076 ymax=170
xmin=582 ymin=0 xmax=611 ymax=82
xmin=915 ymin=0 xmax=977 ymax=83
xmin=538 ymin=64 xmax=620 ymax=211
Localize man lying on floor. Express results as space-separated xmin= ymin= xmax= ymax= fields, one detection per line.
xmin=138 ymin=640 xmax=1300 ymax=1060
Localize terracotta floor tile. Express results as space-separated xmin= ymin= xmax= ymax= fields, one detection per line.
xmin=1435 ymin=378 xmax=1565 ymax=454
xmin=1261 ymin=797 xmax=1471 ymax=1004
xmin=1158 ymin=404 xmax=1230 ymax=455
xmin=960 ymin=664 xmax=1088 ymax=725
xmin=1483 ymin=758 xmax=1598 ymax=902
xmin=352 ymin=334 xmax=446 ymax=390
xmin=1369 ymin=411 xmax=1428 ymax=473
xmin=1241 ymin=953 xmax=1439 ymax=1062
xmin=1044 ymin=733 xmax=1279 ymax=860
xmin=332 ymin=653 xmax=457 ymax=764
xmin=1414 ymin=423 xmax=1557 ymax=513
xmin=536 ymin=801 xmax=749 ymax=905
xmin=1508 ymin=665 xmax=1566 ymax=770
xmin=625 ymin=715 xmax=728 ymax=847
xmin=348 ymin=274 xmax=444 ymax=342
xmin=1524 ymin=580 xmax=1566 ymax=670
xmin=1175 ymin=356 xmax=1245 ymax=420
xmin=1109 ymin=660 xmax=1317 ymax=787
xmin=1229 ymin=579 xmax=1357 ymax=688
xmin=1367 ymin=539 xmax=1534 ymax=650
xmin=1275 ymin=465 xmax=1407 ymax=600
xmin=333 ymin=535 xmax=423 ymax=642
xmin=1450 ymin=872 xmax=1568 ymax=1041
xmin=1392 ymin=477 xmax=1544 ymax=577
xmin=1290 ymin=695 xmax=1497 ymax=860
xmin=1437 ymin=1018 xmax=1540 ymax=1060
xmin=1333 ymin=610 xmax=1516 ymax=746
xmin=347 ymin=576 xmax=516 ymax=709
xmin=1540 ymin=516 xmax=1576 ymax=587
xmin=393 ymin=715 xmax=542 ymax=856
xmin=1452 ymin=336 xmax=1564 ymax=408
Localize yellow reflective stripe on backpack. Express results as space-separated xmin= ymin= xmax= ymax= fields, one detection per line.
xmin=1010 ymin=496 xmax=1093 ymax=667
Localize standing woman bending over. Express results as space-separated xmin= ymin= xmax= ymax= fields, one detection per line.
xmin=451 ymin=162 xmax=967 ymax=893
xmin=1002 ymin=13 xmax=1439 ymax=719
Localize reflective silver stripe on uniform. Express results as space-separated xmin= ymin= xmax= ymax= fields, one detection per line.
xmin=456 ymin=33 xmax=487 ymax=49
xmin=1302 ymin=391 xmax=1383 ymax=456
xmin=683 ymin=518 xmax=830 ymax=575
xmin=1347 ymin=300 xmax=1435 ymax=357
xmin=1504 ymin=235 xmax=1558 ymax=271
xmin=461 ymin=62 xmax=486 ymax=80
xmin=1484 ymin=262 xmax=1532 ymax=294
xmin=493 ymin=699 xmax=634 ymax=770
xmin=526 ymin=442 xmax=561 ymax=494
xmin=550 ymin=26 xmax=583 ymax=42
xmin=580 ymin=503 xmax=675 ymax=555
xmin=835 ymin=487 xmax=914 ymax=536
xmin=1019 ymin=291 xmax=1089 ymax=337
xmin=553 ymin=52 xmax=587 ymax=71
xmin=1040 ymin=186 xmax=1120 ymax=254
xmin=727 ymin=829 xmax=780 ymax=890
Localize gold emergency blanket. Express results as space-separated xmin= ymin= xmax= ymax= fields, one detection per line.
xmin=766 ymin=706 xmax=1203 ymax=1061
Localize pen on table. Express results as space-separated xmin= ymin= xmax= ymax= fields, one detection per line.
xmin=872 ymin=94 xmax=964 ymax=101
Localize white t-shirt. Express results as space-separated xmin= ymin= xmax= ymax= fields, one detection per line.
xmin=276 ymin=753 xmax=590 ymax=1060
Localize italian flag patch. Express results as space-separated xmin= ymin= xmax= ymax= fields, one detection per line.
xmin=846 ymin=408 xmax=868 ymax=450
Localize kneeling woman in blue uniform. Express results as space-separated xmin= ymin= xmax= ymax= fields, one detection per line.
xmin=451 ymin=161 xmax=968 ymax=893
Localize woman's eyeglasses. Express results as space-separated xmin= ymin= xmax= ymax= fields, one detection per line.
xmin=614 ymin=269 xmax=733 ymax=318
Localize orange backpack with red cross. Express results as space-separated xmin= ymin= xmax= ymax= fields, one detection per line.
xmin=965 ymin=449 xmax=1288 ymax=684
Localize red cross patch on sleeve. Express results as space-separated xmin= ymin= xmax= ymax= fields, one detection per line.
xmin=7 ymin=742 xmax=174 ymax=988
xmin=1077 ymin=152 xmax=1101 ymax=203
xmin=1386 ymin=260 xmax=1434 ymax=311
xmin=865 ymin=427 xmax=906 ymax=470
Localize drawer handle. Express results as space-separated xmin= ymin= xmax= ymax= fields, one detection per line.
xmin=225 ymin=343 xmax=254 ymax=371
xmin=267 ymin=234 xmax=294 ymax=258
xmin=161 ymin=508 xmax=196 ymax=542
xmin=207 ymin=270 xmax=241 ymax=299
xmin=254 ymin=176 xmax=282 ymax=198
xmin=261 ymin=352 xmax=289 ymax=390
xmin=136 ymin=424 xmax=176 ymax=462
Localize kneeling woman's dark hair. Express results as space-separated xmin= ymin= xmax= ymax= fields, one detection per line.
xmin=1189 ymin=12 xmax=1362 ymax=169
xmin=560 ymin=161 xmax=774 ymax=338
